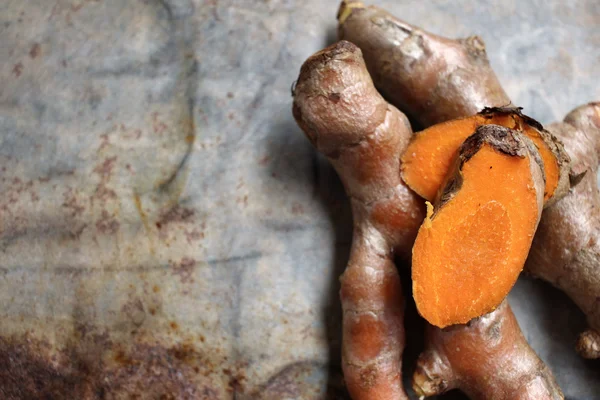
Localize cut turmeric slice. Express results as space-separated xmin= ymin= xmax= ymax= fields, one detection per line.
xmin=412 ymin=125 xmax=545 ymax=328
xmin=401 ymin=107 xmax=570 ymax=206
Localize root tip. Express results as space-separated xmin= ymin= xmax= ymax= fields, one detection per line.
xmin=576 ymin=329 xmax=600 ymax=359
xmin=412 ymin=368 xmax=447 ymax=398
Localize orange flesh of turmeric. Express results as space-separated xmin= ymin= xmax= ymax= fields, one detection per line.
xmin=401 ymin=114 xmax=559 ymax=203
xmin=412 ymin=146 xmax=540 ymax=328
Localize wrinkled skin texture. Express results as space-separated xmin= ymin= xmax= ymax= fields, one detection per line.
xmin=527 ymin=103 xmax=600 ymax=359
xmin=293 ymin=41 xmax=424 ymax=400
xmin=337 ymin=1 xmax=509 ymax=128
xmin=413 ymin=300 xmax=563 ymax=400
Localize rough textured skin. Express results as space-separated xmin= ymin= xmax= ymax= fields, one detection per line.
xmin=293 ymin=41 xmax=424 ymax=399
xmin=337 ymin=1 xmax=509 ymax=128
xmin=576 ymin=330 xmax=600 ymax=359
xmin=340 ymin=0 xmax=570 ymax=209
xmin=335 ymin=2 xmax=563 ymax=393
xmin=340 ymin=0 xmax=600 ymax=363
xmin=343 ymin=1 xmax=600 ymax=359
xmin=413 ymin=300 xmax=564 ymax=399
xmin=526 ymin=103 xmax=600 ymax=359
xmin=413 ymin=126 xmax=546 ymax=328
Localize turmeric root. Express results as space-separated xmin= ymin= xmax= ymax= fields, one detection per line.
xmin=335 ymin=1 xmax=563 ymax=395
xmin=337 ymin=1 xmax=509 ymax=127
xmin=413 ymin=300 xmax=564 ymax=399
xmin=413 ymin=125 xmax=545 ymax=328
xmin=340 ymin=0 xmax=600 ymax=360
xmin=292 ymin=40 xmax=424 ymax=399
xmin=401 ymin=108 xmax=570 ymax=206
xmin=527 ymin=103 xmax=600 ymax=359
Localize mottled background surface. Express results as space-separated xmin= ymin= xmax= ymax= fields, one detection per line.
xmin=1 ymin=0 xmax=599 ymax=399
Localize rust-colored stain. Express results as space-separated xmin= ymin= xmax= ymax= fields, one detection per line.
xmin=0 ymin=334 xmax=234 ymax=399
xmin=155 ymin=204 xmax=197 ymax=242
xmin=121 ymin=297 xmax=146 ymax=328
xmin=0 ymin=350 xmax=335 ymax=399
xmin=132 ymin=192 xmax=148 ymax=229
xmin=92 ymin=157 xmax=118 ymax=203
xmin=113 ymin=349 xmax=136 ymax=366
xmin=151 ymin=112 xmax=168 ymax=135
xmin=223 ymin=367 xmax=247 ymax=394
xmin=258 ymin=155 xmax=271 ymax=165
xmin=29 ymin=43 xmax=41 ymax=58
xmin=93 ymin=156 xmax=116 ymax=178
xmin=170 ymin=322 xmax=179 ymax=331
xmin=95 ymin=209 xmax=119 ymax=234
xmin=157 ymin=205 xmax=195 ymax=227
xmin=98 ymin=133 xmax=110 ymax=152
xmin=12 ymin=63 xmax=23 ymax=77
xmin=184 ymin=228 xmax=204 ymax=244
xmin=171 ymin=257 xmax=196 ymax=284
xmin=62 ymin=189 xmax=85 ymax=217
xmin=185 ymin=134 xmax=195 ymax=145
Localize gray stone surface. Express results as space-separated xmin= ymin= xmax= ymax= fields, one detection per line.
xmin=0 ymin=0 xmax=598 ymax=398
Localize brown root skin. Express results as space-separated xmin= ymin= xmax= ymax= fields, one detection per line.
xmin=337 ymin=1 xmax=510 ymax=128
xmin=413 ymin=300 xmax=564 ymax=400
xmin=576 ymin=329 xmax=600 ymax=359
xmin=526 ymin=102 xmax=600 ymax=359
xmin=293 ymin=41 xmax=425 ymax=399
xmin=401 ymin=107 xmax=570 ymax=207
xmin=412 ymin=126 xmax=545 ymax=328
xmin=341 ymin=230 xmax=407 ymax=400
xmin=341 ymin=0 xmax=597 ymax=363
xmin=336 ymin=2 xmax=563 ymax=393
xmin=292 ymin=40 xmax=424 ymax=258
